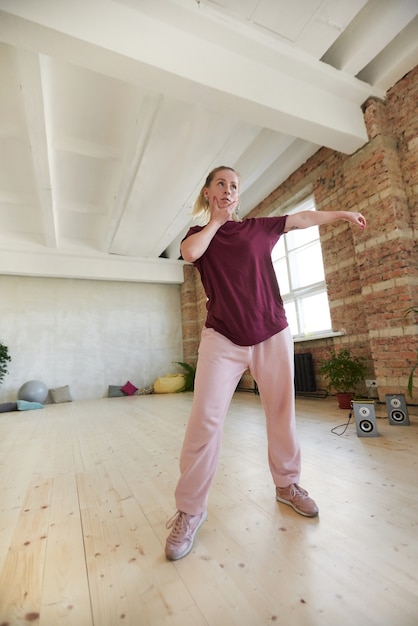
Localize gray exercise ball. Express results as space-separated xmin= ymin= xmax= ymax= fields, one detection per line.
xmin=18 ymin=380 xmax=48 ymax=403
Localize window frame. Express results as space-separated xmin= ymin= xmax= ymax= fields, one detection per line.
xmin=271 ymin=196 xmax=337 ymax=341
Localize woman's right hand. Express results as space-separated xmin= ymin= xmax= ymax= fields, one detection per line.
xmin=181 ymin=196 xmax=239 ymax=262
xmin=208 ymin=196 xmax=239 ymax=226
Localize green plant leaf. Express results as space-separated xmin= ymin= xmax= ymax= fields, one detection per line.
xmin=407 ymin=360 xmax=418 ymax=399
xmin=404 ymin=307 xmax=418 ymax=398
xmin=173 ymin=361 xmax=196 ymax=392
xmin=319 ymin=348 xmax=368 ymax=394
xmin=0 ymin=341 xmax=12 ymax=386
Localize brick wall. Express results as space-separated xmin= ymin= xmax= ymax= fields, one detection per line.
xmin=180 ymin=66 xmax=418 ymax=402
xmin=180 ymin=264 xmax=203 ymax=368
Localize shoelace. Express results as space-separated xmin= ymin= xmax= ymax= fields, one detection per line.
xmin=290 ymin=484 xmax=309 ymax=498
xmin=166 ymin=511 xmax=188 ymax=540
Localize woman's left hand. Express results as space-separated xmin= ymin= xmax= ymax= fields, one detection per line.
xmin=346 ymin=212 xmax=366 ymax=229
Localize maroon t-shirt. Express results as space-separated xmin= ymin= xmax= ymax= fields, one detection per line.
xmin=183 ymin=216 xmax=289 ymax=346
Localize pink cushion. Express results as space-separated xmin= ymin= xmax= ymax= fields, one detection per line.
xmin=120 ymin=381 xmax=138 ymax=396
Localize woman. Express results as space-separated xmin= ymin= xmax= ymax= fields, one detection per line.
xmin=165 ymin=166 xmax=366 ymax=560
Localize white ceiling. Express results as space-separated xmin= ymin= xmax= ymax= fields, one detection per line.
xmin=0 ymin=0 xmax=417 ymax=283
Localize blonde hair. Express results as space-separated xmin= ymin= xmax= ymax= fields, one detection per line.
xmin=193 ymin=166 xmax=241 ymax=223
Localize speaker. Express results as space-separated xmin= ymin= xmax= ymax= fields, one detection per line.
xmin=352 ymin=401 xmax=379 ymax=437
xmin=385 ymin=394 xmax=410 ymax=425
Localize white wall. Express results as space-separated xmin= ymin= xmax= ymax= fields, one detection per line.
xmin=0 ymin=275 xmax=183 ymax=402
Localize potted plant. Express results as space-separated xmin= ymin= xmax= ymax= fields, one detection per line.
xmin=319 ymin=348 xmax=368 ymax=409
xmin=174 ymin=361 xmax=196 ymax=392
xmin=0 ymin=340 xmax=11 ymax=387
xmin=405 ymin=306 xmax=418 ymax=398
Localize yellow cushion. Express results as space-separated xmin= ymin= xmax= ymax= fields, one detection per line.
xmin=153 ymin=374 xmax=186 ymax=394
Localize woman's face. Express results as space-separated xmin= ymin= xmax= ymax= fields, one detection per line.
xmin=205 ymin=169 xmax=239 ymax=210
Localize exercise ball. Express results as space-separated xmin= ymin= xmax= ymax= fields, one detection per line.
xmin=18 ymin=380 xmax=48 ymax=403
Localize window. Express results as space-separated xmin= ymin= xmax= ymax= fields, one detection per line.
xmin=272 ymin=197 xmax=332 ymax=339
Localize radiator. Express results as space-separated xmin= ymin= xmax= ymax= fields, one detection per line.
xmin=294 ymin=352 xmax=316 ymax=393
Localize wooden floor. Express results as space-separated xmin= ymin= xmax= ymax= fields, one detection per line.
xmin=0 ymin=393 xmax=417 ymax=626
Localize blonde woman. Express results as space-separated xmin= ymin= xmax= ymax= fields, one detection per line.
xmin=165 ymin=166 xmax=366 ymax=560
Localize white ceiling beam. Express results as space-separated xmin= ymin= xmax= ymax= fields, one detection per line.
xmin=15 ymin=49 xmax=57 ymax=247
xmin=356 ymin=15 xmax=418 ymax=90
xmin=321 ymin=0 xmax=418 ymax=76
xmin=234 ymin=131 xmax=296 ymax=193
xmin=0 ymin=248 xmax=185 ymax=283
xmin=296 ymin=0 xmax=368 ymax=57
xmin=0 ymin=1 xmax=376 ymax=154
xmin=103 ymin=94 xmax=163 ymax=254
xmin=239 ymin=139 xmax=320 ymax=215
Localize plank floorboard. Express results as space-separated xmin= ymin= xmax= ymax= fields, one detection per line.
xmin=0 ymin=393 xmax=417 ymax=625
xmin=40 ymin=473 xmax=92 ymax=626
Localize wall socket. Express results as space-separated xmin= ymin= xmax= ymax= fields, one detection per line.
xmin=365 ymin=379 xmax=377 ymax=387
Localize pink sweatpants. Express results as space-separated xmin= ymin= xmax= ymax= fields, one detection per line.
xmin=174 ymin=326 xmax=301 ymax=515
